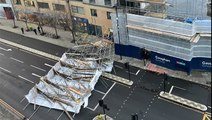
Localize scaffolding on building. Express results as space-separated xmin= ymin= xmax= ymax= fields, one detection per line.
xmin=112 ymin=0 xmax=211 ymax=62
xmin=126 ymin=0 xmax=167 ymax=18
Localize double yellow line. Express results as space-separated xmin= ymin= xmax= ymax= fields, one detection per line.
xmin=0 ymin=99 xmax=25 ymax=119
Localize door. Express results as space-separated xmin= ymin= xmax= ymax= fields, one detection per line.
xmin=3 ymin=7 xmax=14 ymax=19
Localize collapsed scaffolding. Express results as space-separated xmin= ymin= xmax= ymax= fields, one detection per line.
xmin=25 ymin=39 xmax=114 ymax=119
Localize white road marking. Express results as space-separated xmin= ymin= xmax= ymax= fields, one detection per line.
xmin=47 ymin=108 xmax=52 ymax=112
xmin=0 ymin=52 xmax=4 ymax=56
xmin=18 ymin=75 xmax=34 ymax=84
xmin=136 ymin=70 xmax=140 ymax=75
xmin=86 ymin=82 xmax=116 ymax=112
xmin=174 ymin=86 xmax=186 ymax=91
xmin=57 ymin=111 xmax=64 ymax=120
xmin=10 ymin=57 xmax=24 ymax=63
xmin=125 ymin=71 xmax=136 ymax=75
xmin=20 ymin=97 xmax=26 ymax=103
xmin=23 ymin=102 xmax=30 ymax=110
xmin=114 ymin=65 xmax=123 ymax=69
xmin=94 ymin=89 xmax=106 ymax=95
xmin=0 ymin=66 xmax=11 ymax=73
xmin=102 ymin=82 xmax=116 ymax=99
xmin=30 ymin=65 xmax=46 ymax=72
xmin=44 ymin=63 xmax=53 ymax=68
xmin=28 ymin=106 xmax=40 ymax=120
xmin=169 ymin=86 xmax=174 ymax=94
xmin=208 ymin=106 xmax=211 ymax=109
xmin=32 ymin=73 xmax=42 ymax=78
xmin=0 ymin=47 xmax=12 ymax=51
xmin=72 ymin=113 xmax=76 ymax=118
xmin=86 ymin=106 xmax=94 ymax=111
xmin=93 ymin=82 xmax=116 ymax=111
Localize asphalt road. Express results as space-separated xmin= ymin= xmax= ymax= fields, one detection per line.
xmin=0 ymin=29 xmax=67 ymax=57
xmin=0 ymin=31 xmax=211 ymax=120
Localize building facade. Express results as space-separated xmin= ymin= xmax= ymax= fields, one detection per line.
xmin=70 ymin=0 xmax=115 ymax=37
xmin=12 ymin=0 xmax=115 ymax=37
xmin=112 ymin=0 xmax=211 ymax=73
xmin=0 ymin=0 xmax=14 ymax=19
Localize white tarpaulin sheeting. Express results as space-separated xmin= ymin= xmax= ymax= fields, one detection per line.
xmin=25 ymin=52 xmax=113 ymax=113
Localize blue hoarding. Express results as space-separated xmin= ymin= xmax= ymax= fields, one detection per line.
xmin=150 ymin=51 xmax=191 ymax=73
xmin=115 ymin=44 xmax=142 ymax=59
xmin=115 ymin=44 xmax=211 ymax=72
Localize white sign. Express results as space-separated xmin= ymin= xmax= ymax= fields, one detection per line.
xmin=202 ymin=61 xmax=211 ymax=68
xmin=176 ymin=61 xmax=186 ymax=66
xmin=155 ymin=56 xmax=170 ymax=63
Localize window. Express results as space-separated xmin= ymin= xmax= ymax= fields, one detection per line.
xmin=71 ymin=6 xmax=84 ymax=14
xmin=107 ymin=12 xmax=111 ymax=19
xmin=0 ymin=0 xmax=6 ymax=3
xmin=24 ymin=0 xmax=35 ymax=7
xmin=53 ymin=4 xmax=65 ymax=11
xmin=89 ymin=0 xmax=95 ymax=4
xmin=91 ymin=9 xmax=97 ymax=17
xmin=14 ymin=0 xmax=21 ymax=5
xmin=105 ymin=0 xmax=111 ymax=6
xmin=37 ymin=2 xmax=49 ymax=9
xmin=89 ymin=24 xmax=102 ymax=37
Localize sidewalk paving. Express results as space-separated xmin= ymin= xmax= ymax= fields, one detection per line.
xmin=0 ymin=18 xmax=211 ymax=87
xmin=114 ymin=55 xmax=211 ymax=87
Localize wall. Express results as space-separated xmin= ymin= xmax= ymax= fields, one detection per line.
xmin=71 ymin=1 xmax=114 ymax=35
xmin=83 ymin=0 xmax=117 ymax=7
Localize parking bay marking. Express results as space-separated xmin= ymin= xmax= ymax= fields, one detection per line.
xmin=0 ymin=66 xmax=11 ymax=73
xmin=10 ymin=57 xmax=24 ymax=64
xmin=44 ymin=63 xmax=53 ymax=68
xmin=0 ymin=47 xmax=12 ymax=52
xmin=30 ymin=65 xmax=46 ymax=72
xmin=169 ymin=86 xmax=186 ymax=94
xmin=94 ymin=89 xmax=106 ymax=95
xmin=136 ymin=70 xmax=140 ymax=75
xmin=86 ymin=82 xmax=116 ymax=111
xmin=0 ymin=52 xmax=4 ymax=56
xmin=18 ymin=75 xmax=34 ymax=84
xmin=32 ymin=73 xmax=42 ymax=78
xmin=114 ymin=65 xmax=123 ymax=69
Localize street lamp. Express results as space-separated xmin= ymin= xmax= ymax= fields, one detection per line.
xmin=131 ymin=113 xmax=138 ymax=120
xmin=9 ymin=0 xmax=18 ymax=28
xmin=124 ymin=62 xmax=131 ymax=81
xmin=141 ymin=48 xmax=148 ymax=66
xmin=34 ymin=0 xmax=44 ymax=34
xmin=113 ymin=2 xmax=122 ymax=60
xmin=52 ymin=5 xmax=59 ymax=39
xmin=65 ymin=0 xmax=76 ymax=44
xmin=163 ymin=73 xmax=168 ymax=92
xmin=98 ymin=99 xmax=110 ymax=120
